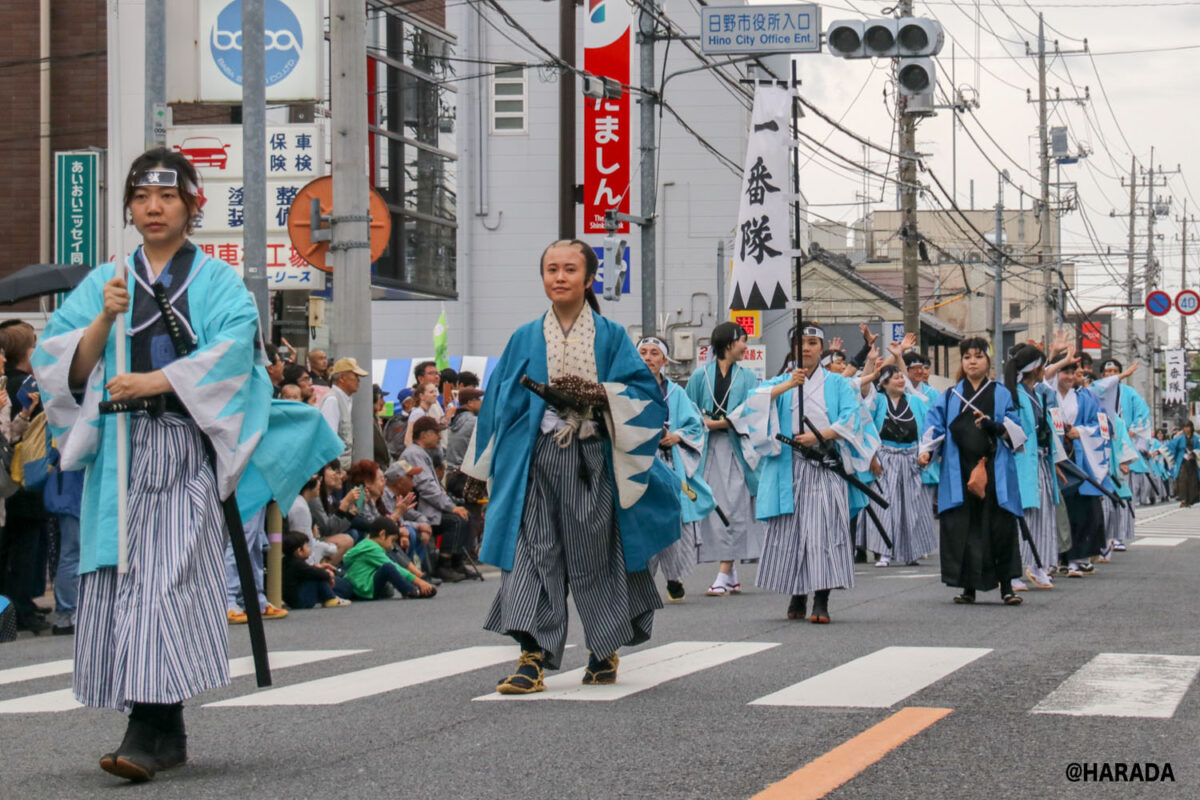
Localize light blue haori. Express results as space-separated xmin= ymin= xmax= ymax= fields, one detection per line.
xmin=684 ymin=360 xmax=761 ymax=494
xmin=730 ymin=367 xmax=879 ymax=521
xmin=33 ymin=250 xmax=344 ymax=576
xmin=918 ymin=379 xmax=1026 ymax=518
xmin=662 ymin=379 xmax=717 ymax=523
xmin=1090 ymin=376 xmax=1153 ymax=473
xmin=867 ymin=386 xmax=939 ymax=485
xmin=1168 ymin=433 xmax=1200 ymax=479
xmin=462 ymin=308 xmax=682 ymax=573
xmin=1108 ymin=415 xmax=1139 ymax=500
xmin=1013 ymin=383 xmax=1066 ymax=509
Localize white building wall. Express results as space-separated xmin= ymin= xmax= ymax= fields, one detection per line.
xmin=371 ymin=2 xmax=750 ymax=363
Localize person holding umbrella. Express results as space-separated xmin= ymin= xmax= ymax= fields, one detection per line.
xmin=31 ymin=148 xmax=340 ymax=782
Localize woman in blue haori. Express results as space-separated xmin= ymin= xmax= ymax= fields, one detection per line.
xmin=1090 ymin=358 xmax=1148 ymax=548
xmin=918 ymin=338 xmax=1027 ymax=605
xmin=1169 ymin=421 xmax=1200 ymax=507
xmin=730 ymin=323 xmax=878 ymax=623
xmin=462 ymin=239 xmax=680 ymax=694
xmin=684 ymin=322 xmax=762 ymax=597
xmin=862 ymin=357 xmax=936 ymax=569
xmin=32 ymin=149 xmax=340 ymax=782
xmin=637 ymin=336 xmax=716 ymax=603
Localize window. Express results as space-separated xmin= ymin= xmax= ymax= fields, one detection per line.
xmin=491 ymin=66 xmax=527 ymax=133
xmin=873 ymin=236 xmax=890 ymax=259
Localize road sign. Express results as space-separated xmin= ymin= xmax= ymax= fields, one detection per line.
xmin=286 ymin=176 xmax=392 ymax=273
xmin=1176 ymin=289 xmax=1200 ymax=316
xmin=1146 ymin=290 xmax=1172 ymax=317
xmin=54 ymin=151 xmax=102 ymax=268
xmin=700 ymin=5 xmax=821 ymax=55
xmin=883 ymin=321 xmax=905 ymax=345
xmin=731 ymin=309 xmax=762 ymax=338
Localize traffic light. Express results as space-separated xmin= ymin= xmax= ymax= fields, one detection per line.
xmin=825 ymin=21 xmax=866 ymax=58
xmin=896 ymin=19 xmax=944 ymax=56
xmin=826 ymin=17 xmax=943 ymax=111
xmin=602 ymin=234 xmax=628 ymax=301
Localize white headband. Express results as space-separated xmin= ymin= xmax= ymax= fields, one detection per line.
xmin=1019 ymin=358 xmax=1044 ymax=376
xmin=638 ymin=336 xmax=677 ymax=363
xmin=802 ymin=325 xmax=825 ymax=340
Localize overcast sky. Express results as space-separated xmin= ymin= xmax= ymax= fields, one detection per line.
xmin=736 ymin=0 xmax=1200 ymax=344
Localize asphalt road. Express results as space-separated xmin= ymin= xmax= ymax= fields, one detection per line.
xmin=2 ymin=502 xmax=1198 ymax=799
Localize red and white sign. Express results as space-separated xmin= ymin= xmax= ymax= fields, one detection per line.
xmin=1146 ymin=289 xmax=1173 ymax=317
xmin=697 ymin=344 xmax=767 ymax=381
xmin=584 ymin=0 xmax=631 ymax=234
xmin=1081 ymin=321 xmax=1103 ymax=356
xmin=1176 ymin=289 xmax=1200 ymax=316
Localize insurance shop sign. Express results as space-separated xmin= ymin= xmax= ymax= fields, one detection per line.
xmin=54 ymin=151 xmax=101 ymax=267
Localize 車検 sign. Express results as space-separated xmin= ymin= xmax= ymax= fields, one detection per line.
xmin=700 ymin=5 xmax=821 ymax=55
xmin=54 ymin=150 xmax=102 ymax=268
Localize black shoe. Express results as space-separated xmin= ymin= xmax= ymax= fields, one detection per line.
xmin=582 ymin=651 xmax=619 ymax=685
xmin=666 ymin=581 xmax=685 ymax=602
xmin=16 ymin=615 xmax=50 ymax=635
xmin=810 ymin=590 xmax=830 ymax=624
xmin=51 ymin=624 xmax=74 ymax=636
xmin=435 ymin=564 xmax=467 ymax=583
xmin=99 ymin=706 xmax=161 ymax=782
xmin=854 ymin=547 xmax=868 ymax=564
xmin=155 ymin=704 xmax=187 ymax=770
xmin=786 ymin=594 xmax=807 ymax=620
xmin=426 ymin=575 xmax=443 ymax=587
xmin=953 ymin=590 xmax=976 ymax=605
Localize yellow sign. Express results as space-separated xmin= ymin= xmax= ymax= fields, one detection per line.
xmin=731 ymin=309 xmax=761 ymax=338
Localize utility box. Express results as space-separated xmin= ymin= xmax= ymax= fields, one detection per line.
xmin=673 ymin=330 xmax=696 ymax=361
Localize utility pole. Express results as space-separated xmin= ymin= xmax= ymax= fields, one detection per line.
xmin=992 ymin=172 xmax=1005 ymax=375
xmin=1026 ymin=14 xmax=1088 ymax=344
xmin=144 ymin=0 xmax=166 ymax=147
xmin=898 ymin=0 xmax=921 ymax=346
xmin=558 ymin=0 xmax=576 ymax=239
xmin=329 ymin=1 xmax=374 ymax=463
xmin=1143 ymin=149 xmax=1180 ymax=419
xmin=1124 ymin=155 xmax=1138 ymax=364
xmin=1179 ymin=199 xmax=1196 ymax=348
xmin=637 ymin=1 xmax=658 ymax=338
xmin=242 ymin=0 xmax=269 ymax=335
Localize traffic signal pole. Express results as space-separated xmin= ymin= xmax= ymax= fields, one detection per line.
xmin=897 ymin=0 xmax=922 ymax=347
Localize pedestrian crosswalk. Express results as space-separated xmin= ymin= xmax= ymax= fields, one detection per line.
xmin=3 ymin=642 xmax=1198 ymax=720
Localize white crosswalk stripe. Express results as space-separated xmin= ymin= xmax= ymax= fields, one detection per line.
xmin=1032 ymin=653 xmax=1200 ymax=718
xmin=1129 ymin=536 xmax=1188 ymax=547
xmin=208 ymin=645 xmax=522 ymax=707
xmin=0 ymin=650 xmax=367 ymax=714
xmin=0 ymin=659 xmax=74 ymax=687
xmin=749 ymin=646 xmax=992 ymax=708
xmin=474 ymin=641 xmax=778 ymax=702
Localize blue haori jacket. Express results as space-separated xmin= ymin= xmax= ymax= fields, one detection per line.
xmin=1013 ymin=383 xmax=1067 ymax=509
xmin=684 ymin=361 xmax=761 ymax=494
xmin=729 ymin=367 xmax=879 ymax=521
xmin=918 ymin=379 xmax=1026 ymax=518
xmin=1090 ymin=377 xmax=1153 ymax=474
xmin=1168 ymin=433 xmax=1200 ymax=479
xmin=662 ymin=379 xmax=717 ymax=524
xmin=32 ymin=250 xmax=344 ymax=576
xmin=866 ymin=387 xmax=938 ymax=486
xmin=1108 ymin=416 xmax=1139 ymax=500
xmin=460 ymin=311 xmax=682 ymax=573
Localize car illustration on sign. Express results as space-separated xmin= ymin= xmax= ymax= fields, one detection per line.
xmin=173 ymin=136 xmax=231 ymax=169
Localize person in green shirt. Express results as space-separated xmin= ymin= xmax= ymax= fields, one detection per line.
xmin=342 ymin=518 xmax=437 ymax=599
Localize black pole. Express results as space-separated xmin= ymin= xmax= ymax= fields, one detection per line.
xmin=559 ymin=0 xmax=576 ymax=239
xmin=791 ymin=60 xmax=804 ymax=420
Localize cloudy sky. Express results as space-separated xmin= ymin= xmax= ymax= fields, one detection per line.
xmin=741 ymin=0 xmax=1200 ymax=345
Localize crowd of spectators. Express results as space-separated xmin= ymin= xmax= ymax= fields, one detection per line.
xmin=0 ymin=329 xmax=487 ymax=639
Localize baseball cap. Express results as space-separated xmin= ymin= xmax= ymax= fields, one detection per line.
xmin=384 ymin=459 xmax=422 ymax=482
xmin=330 ymin=357 xmax=369 ymax=377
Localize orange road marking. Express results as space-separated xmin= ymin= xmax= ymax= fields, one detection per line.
xmin=749 ymin=706 xmax=953 ymax=800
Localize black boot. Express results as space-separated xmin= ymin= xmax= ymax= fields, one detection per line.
xmin=99 ymin=704 xmax=161 ymax=782
xmin=810 ymin=590 xmax=830 ymax=624
xmin=156 ymin=703 xmax=187 ymax=770
xmin=786 ymin=594 xmax=807 ymax=620
xmin=435 ymin=554 xmax=466 ymax=583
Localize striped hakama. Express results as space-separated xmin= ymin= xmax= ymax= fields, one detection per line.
xmin=757 ymin=454 xmax=853 ymax=595
xmin=1101 ymin=495 xmax=1135 ymax=544
xmin=74 ymin=414 xmax=229 ymax=710
xmin=484 ymin=433 xmax=660 ymax=671
xmin=1021 ymin=456 xmax=1058 ymax=569
xmin=694 ymin=433 xmax=763 ymax=562
xmin=860 ymin=445 xmax=936 ymax=564
xmin=648 ymin=524 xmax=696 ymax=582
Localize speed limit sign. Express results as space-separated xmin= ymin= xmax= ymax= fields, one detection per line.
xmin=1177 ymin=289 xmax=1200 ymax=316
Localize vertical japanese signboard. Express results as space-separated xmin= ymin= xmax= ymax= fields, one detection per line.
xmin=166 ymin=123 xmax=325 ymax=289
xmin=1165 ymin=349 xmax=1187 ymax=404
xmin=730 ymin=85 xmax=791 ymax=309
xmin=584 ymin=0 xmax=631 ymax=234
xmin=55 ymin=151 xmax=102 ymax=267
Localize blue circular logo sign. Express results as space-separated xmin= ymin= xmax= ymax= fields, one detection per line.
xmin=210 ymin=0 xmax=304 ymax=88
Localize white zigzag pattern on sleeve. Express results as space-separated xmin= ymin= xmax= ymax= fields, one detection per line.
xmin=603 ymin=382 xmax=658 ymax=510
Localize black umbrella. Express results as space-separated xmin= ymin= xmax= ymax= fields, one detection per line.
xmin=0 ymin=263 xmax=92 ymax=305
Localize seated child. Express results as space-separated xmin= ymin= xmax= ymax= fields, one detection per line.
xmin=282 ymin=531 xmax=353 ymax=609
xmin=342 ymin=517 xmax=438 ymax=600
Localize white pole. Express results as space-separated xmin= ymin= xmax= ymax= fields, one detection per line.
xmin=107 ymin=0 xmax=129 ymax=574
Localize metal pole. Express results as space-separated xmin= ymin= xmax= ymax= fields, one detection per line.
xmin=266 ymin=502 xmax=283 ymax=609
xmin=993 ymin=173 xmax=1004 ymax=375
xmin=791 ymin=59 xmax=802 ymax=371
xmin=1127 ymin=155 xmax=1137 ymax=364
xmin=243 ymin=0 xmax=269 ymax=335
xmin=39 ymin=0 xmax=50 ymax=265
xmin=1146 ymin=150 xmax=1158 ymax=418
xmin=144 ymin=0 xmax=165 ymax=147
xmin=1182 ymin=199 xmax=1189 ymax=349
xmin=1037 ymin=14 xmax=1053 ymax=345
xmin=329 ymin=0 xmax=375 ymax=463
xmin=1056 ymin=161 xmax=1064 ymax=328
xmin=897 ymin=0 xmax=920 ymax=346
xmin=558 ymin=0 xmax=576 ymax=239
xmin=638 ymin=2 xmax=658 ymax=337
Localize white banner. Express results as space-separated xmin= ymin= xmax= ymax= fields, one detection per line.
xmin=1165 ymin=349 xmax=1187 ymax=404
xmin=730 ymin=85 xmax=792 ymax=310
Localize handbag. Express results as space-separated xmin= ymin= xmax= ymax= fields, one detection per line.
xmin=967 ymin=456 xmax=988 ymax=499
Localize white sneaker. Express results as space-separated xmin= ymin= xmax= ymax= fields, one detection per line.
xmin=874 ymin=557 xmax=891 ymax=568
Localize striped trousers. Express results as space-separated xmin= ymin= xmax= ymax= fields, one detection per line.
xmin=484 ymin=433 xmax=660 ymax=671
xmin=74 ymin=414 xmax=230 ymax=710
xmin=860 ymin=445 xmax=936 ymax=564
xmin=1021 ymin=456 xmax=1058 ymax=569
xmin=1102 ymin=496 xmax=1135 ymax=544
xmin=757 ymin=454 xmax=853 ymax=595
